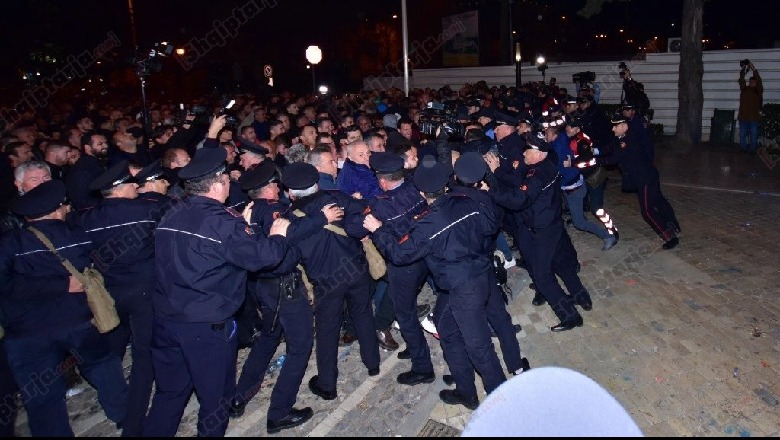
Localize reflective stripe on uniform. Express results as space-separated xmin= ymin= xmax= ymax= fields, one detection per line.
xmin=156 ymin=227 xmax=222 ymax=244
xmin=429 ymin=211 xmax=480 ymax=240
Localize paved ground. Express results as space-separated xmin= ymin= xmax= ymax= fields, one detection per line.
xmin=9 ymin=142 xmax=780 ymax=437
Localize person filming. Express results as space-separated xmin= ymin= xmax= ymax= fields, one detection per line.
xmin=738 ymin=60 xmax=763 ymax=153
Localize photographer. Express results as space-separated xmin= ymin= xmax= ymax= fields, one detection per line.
xmin=738 ymin=60 xmax=763 ymax=153
xmin=619 ymin=63 xmax=651 ymax=119
xmin=149 ymin=112 xmax=199 ymax=160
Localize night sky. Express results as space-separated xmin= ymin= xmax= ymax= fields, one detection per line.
xmin=0 ymin=0 xmax=775 ymax=100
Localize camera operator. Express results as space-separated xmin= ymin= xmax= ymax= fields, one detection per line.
xmin=619 ymin=63 xmax=651 ymax=119
xmin=149 ymin=111 xmax=199 ymax=160
xmin=738 ymin=60 xmax=763 ymax=153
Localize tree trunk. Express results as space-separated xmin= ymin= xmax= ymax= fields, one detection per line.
xmin=674 ymin=0 xmax=704 ymax=146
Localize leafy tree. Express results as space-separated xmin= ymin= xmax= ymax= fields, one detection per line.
xmin=579 ymin=0 xmax=705 ymax=145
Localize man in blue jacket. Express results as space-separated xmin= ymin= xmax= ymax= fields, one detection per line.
xmin=337 ymin=141 xmax=381 ymax=200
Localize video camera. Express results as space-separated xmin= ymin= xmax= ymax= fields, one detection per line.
xmin=572 ymin=71 xmax=596 ymax=87
xmin=130 ymin=42 xmax=175 ymax=77
xmin=218 ymin=99 xmax=240 ymax=130
xmin=618 ymin=62 xmax=630 ymax=79
xmin=418 ymin=101 xmax=466 ymax=140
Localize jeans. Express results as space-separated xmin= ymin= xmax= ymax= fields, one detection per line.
xmin=564 ymin=185 xmax=608 ymax=240
xmin=739 ymin=120 xmax=759 ymax=152
xmin=494 ymin=233 xmax=513 ymax=261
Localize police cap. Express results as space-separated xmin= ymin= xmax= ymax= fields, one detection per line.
xmin=564 ymin=95 xmax=579 ymax=105
xmin=413 ymin=161 xmax=450 ymax=193
xmin=518 ymin=111 xmax=535 ymax=125
xmin=135 ymin=160 xmax=166 ymax=184
xmin=386 ymin=131 xmax=412 ymax=153
xmin=281 ymin=162 xmax=319 ymax=190
xmin=89 ymin=160 xmax=133 ymax=192
xmin=577 ymin=95 xmax=594 ymax=104
xmin=12 ymin=180 xmax=67 ymax=218
xmin=610 ymin=112 xmax=628 ymax=125
xmin=494 ymin=111 xmax=519 ymax=127
xmin=240 ymin=160 xmax=279 ymax=192
xmin=525 ymin=131 xmax=552 ymax=152
xmin=178 ymin=147 xmax=227 ymax=180
xmin=369 ymin=151 xmax=405 ymax=174
xmin=238 ymin=143 xmax=270 ymax=156
xmin=567 ymin=115 xmax=585 ymax=128
xmin=474 ymin=108 xmax=495 ymax=120
xmin=454 ymin=152 xmax=487 ymax=184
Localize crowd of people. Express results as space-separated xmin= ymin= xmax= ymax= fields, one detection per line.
xmin=0 ymin=78 xmax=680 ymax=436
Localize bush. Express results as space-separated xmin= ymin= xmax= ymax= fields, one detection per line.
xmin=650 ymin=123 xmax=664 ymax=141
xmin=760 ymin=103 xmax=780 ymax=148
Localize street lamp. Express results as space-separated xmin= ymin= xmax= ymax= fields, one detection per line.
xmin=536 ymin=55 xmax=548 ymax=84
xmin=514 ymin=43 xmax=522 ymax=89
xmin=305 ymin=45 xmax=322 ymax=94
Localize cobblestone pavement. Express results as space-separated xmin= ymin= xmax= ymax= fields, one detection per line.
xmin=10 ymin=145 xmax=780 ymax=437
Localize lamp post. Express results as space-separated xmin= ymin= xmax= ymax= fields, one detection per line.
xmin=305 ymin=45 xmax=322 ymax=94
xmin=536 ymin=55 xmax=548 ymax=84
xmin=514 ymin=43 xmax=522 ymax=89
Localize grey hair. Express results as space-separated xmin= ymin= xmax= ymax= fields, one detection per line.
xmin=14 ymin=160 xmax=50 ymax=183
xmin=285 ymin=144 xmax=309 ymax=164
xmin=345 ymin=140 xmax=368 ymax=157
xmin=184 ymin=173 xmax=222 ymax=195
xmin=289 ymin=184 xmax=318 ymax=198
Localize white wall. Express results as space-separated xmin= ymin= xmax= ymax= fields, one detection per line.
xmin=364 ymin=48 xmax=780 ymax=141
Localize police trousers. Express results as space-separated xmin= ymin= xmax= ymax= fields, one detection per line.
xmin=4 ymin=322 xmax=128 ymax=437
xmin=144 ymin=318 xmax=237 ymax=437
xmin=234 ymin=276 xmax=313 ymax=421
xmin=387 ymin=260 xmax=433 ymax=374
xmin=106 ymin=288 xmax=154 ymax=437
xmin=437 ymin=272 xmax=506 ymax=401
xmin=530 ymin=223 xmax=588 ymax=322
xmin=0 ymin=339 xmax=19 ymax=437
xmin=312 ymin=273 xmax=379 ymax=392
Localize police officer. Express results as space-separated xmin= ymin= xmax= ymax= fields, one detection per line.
xmin=70 ymin=160 xmax=161 ymax=437
xmin=0 ymin=180 xmax=128 ymax=436
xmin=280 ymin=163 xmax=380 ymax=401
xmin=583 ymin=114 xmax=680 ymax=250
xmin=451 ymin=152 xmax=529 ymax=375
xmin=491 ymin=112 xmax=541 ymax=305
xmin=365 ymin=161 xmax=506 ymax=410
xmin=368 ymin=152 xmax=434 ymax=386
xmin=143 ymin=147 xmax=291 ymax=437
xmin=486 ymin=132 xmax=592 ymax=332
xmin=135 ymin=160 xmax=173 ymax=208
xmin=621 ymin=101 xmax=654 ymax=162
xmin=230 ymin=161 xmax=343 ymax=433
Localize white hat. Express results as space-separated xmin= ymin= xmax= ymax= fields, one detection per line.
xmin=383 ymin=113 xmax=400 ymax=129
xmin=463 ymin=367 xmax=643 ymax=437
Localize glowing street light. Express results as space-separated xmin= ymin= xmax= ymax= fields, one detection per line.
xmin=305 ymin=46 xmax=322 ymax=94
xmin=176 ymin=48 xmax=186 ymax=56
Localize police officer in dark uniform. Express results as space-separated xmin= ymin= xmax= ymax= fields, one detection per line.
xmin=229 ymin=161 xmax=343 ymax=433
xmin=491 ymin=113 xmax=542 ymax=305
xmin=582 ymin=113 xmax=680 ymax=250
xmin=135 ymin=160 xmax=173 ymax=209
xmin=0 ymin=180 xmax=128 ymax=436
xmin=280 ymin=163 xmax=380 ymax=401
xmin=621 ymin=101 xmax=654 ymax=163
xmin=365 ymin=161 xmax=506 ymax=410
xmin=368 ymin=152 xmax=434 ymax=386
xmin=69 ymin=161 xmax=161 ymax=437
xmin=143 ymin=147 xmax=291 ymax=437
xmin=451 ymin=152 xmax=529 ymax=375
xmin=486 ymin=132 xmax=592 ymax=332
